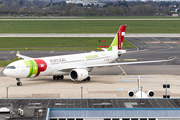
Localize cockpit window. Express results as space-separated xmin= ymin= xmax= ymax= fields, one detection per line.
xmin=6 ymin=66 xmax=16 ymax=69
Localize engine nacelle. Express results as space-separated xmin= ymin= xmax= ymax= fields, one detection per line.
xmin=147 ymin=90 xmax=154 ymax=97
xmin=128 ymin=90 xmax=135 ymax=97
xmin=69 ymin=69 xmax=88 ymax=81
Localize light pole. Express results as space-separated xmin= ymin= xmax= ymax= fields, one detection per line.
xmin=163 ymin=79 xmax=170 ymax=98
xmin=7 ymin=87 xmax=9 ymax=98
xmin=81 ymin=87 xmax=83 ymax=99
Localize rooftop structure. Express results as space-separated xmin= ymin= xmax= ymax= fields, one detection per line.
xmin=0 ymin=98 xmax=180 ymax=120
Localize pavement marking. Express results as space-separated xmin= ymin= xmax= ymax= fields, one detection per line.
xmin=118 ymin=59 xmax=137 ymax=61
xmin=101 ymin=82 xmax=114 ymax=84
xmin=145 ymin=41 xmax=180 ymax=44
xmin=114 ymin=60 xmax=128 ymax=77
xmin=50 ymin=51 xmax=54 ymax=54
xmin=131 ymin=88 xmax=137 ymax=91
xmin=119 ymin=80 xmax=135 ymax=82
xmin=151 ymin=37 xmax=173 ymax=48
xmin=145 ymin=42 xmax=161 ymax=43
xmin=118 ymin=88 xmax=124 ymax=91
xmin=163 ymin=42 xmax=180 ymax=43
xmin=123 ymin=59 xmax=137 ymax=61
xmin=10 ymin=51 xmax=14 ymax=54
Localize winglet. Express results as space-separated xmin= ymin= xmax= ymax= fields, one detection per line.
xmin=17 ymin=51 xmax=20 ymax=55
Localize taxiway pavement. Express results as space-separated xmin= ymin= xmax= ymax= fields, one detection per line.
xmin=0 ymin=74 xmax=179 ymax=98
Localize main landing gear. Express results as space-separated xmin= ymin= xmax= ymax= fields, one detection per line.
xmin=83 ymin=76 xmax=90 ymax=81
xmin=53 ymin=75 xmax=64 ymax=80
xmin=16 ymin=78 xmax=22 ymax=86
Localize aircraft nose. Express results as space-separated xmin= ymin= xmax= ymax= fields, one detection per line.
xmin=3 ymin=68 xmax=9 ymax=76
xmin=3 ymin=66 xmax=15 ymax=77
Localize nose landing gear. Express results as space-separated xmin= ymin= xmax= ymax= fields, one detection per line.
xmin=16 ymin=78 xmax=22 ymax=86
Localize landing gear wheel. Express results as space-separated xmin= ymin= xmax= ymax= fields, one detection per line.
xmin=87 ymin=76 xmax=90 ymax=81
xmin=53 ymin=75 xmax=64 ymax=80
xmin=60 ymin=75 xmax=64 ymax=80
xmin=57 ymin=75 xmax=60 ymax=80
xmin=16 ymin=78 xmax=22 ymax=86
xmin=17 ymin=82 xmax=22 ymax=86
xmin=53 ymin=76 xmax=57 ymax=80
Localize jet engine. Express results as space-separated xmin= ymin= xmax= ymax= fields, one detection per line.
xmin=128 ymin=90 xmax=135 ymax=97
xmin=147 ymin=90 xmax=154 ymax=97
xmin=69 ymin=69 xmax=88 ymax=81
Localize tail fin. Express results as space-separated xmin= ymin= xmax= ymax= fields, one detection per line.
xmin=107 ymin=25 xmax=126 ymax=51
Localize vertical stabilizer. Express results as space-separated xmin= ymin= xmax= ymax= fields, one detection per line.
xmin=107 ymin=25 xmax=126 ymax=51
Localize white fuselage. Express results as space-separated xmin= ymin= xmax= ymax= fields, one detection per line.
xmin=3 ymin=50 xmax=119 ymax=78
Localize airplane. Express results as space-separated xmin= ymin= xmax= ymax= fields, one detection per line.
xmin=127 ymin=75 xmax=154 ymax=98
xmin=3 ymin=25 xmax=172 ymax=86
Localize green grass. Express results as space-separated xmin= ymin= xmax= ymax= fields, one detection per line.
xmin=80 ymin=16 xmax=180 ymax=19
xmin=0 ymin=37 xmax=135 ymax=51
xmin=0 ymin=16 xmax=180 ymax=19
xmin=0 ymin=58 xmax=19 ymax=67
xmin=0 ymin=20 xmax=180 ymax=33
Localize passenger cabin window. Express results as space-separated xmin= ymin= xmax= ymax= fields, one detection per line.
xmin=6 ymin=66 xmax=16 ymax=69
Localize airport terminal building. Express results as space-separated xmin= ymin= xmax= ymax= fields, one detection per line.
xmin=0 ymin=98 xmax=180 ymax=120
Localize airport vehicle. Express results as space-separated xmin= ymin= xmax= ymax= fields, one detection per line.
xmin=127 ymin=75 xmax=154 ymax=98
xmin=3 ymin=25 xmax=172 ymax=86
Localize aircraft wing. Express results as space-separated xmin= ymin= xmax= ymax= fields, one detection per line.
xmin=85 ymin=57 xmax=175 ymax=68
xmin=58 ymin=57 xmax=175 ymax=71
xmin=16 ymin=51 xmax=33 ymax=60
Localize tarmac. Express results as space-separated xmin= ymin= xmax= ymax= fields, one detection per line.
xmin=0 ymin=67 xmax=179 ymax=98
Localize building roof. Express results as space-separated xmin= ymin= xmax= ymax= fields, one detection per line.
xmin=49 ymin=108 xmax=180 ymax=118
xmin=1 ymin=98 xmax=180 ymax=120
